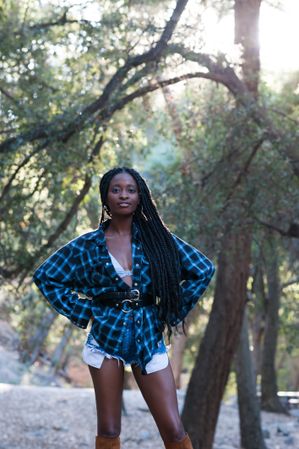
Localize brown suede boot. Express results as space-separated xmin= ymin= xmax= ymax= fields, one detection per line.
xmin=164 ymin=433 xmax=194 ymax=449
xmin=95 ymin=435 xmax=120 ymax=449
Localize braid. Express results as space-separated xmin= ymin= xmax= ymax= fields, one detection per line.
xmin=99 ymin=167 xmax=121 ymax=222
xmin=99 ymin=167 xmax=182 ymax=338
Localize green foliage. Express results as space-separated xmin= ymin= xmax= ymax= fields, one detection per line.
xmin=0 ymin=0 xmax=187 ymax=282
xmin=0 ymin=0 xmax=298 ymax=388
xmin=124 ymin=78 xmax=299 ymax=385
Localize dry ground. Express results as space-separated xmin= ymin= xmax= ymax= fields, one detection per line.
xmin=0 ymin=383 xmax=298 ymax=449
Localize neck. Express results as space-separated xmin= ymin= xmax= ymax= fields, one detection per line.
xmin=106 ymin=215 xmax=133 ymax=236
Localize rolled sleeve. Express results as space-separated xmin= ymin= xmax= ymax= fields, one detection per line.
xmin=171 ymin=234 xmax=215 ymax=325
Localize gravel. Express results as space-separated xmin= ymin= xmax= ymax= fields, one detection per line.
xmin=1 ymin=383 xmax=299 ymax=449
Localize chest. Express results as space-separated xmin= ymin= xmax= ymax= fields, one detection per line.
xmin=105 ymin=235 xmax=132 ymax=270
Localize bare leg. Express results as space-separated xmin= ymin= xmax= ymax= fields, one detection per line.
xmin=132 ymin=361 xmax=185 ymax=443
xmin=89 ymin=358 xmax=124 ymax=437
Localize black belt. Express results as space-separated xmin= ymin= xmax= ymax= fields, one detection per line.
xmin=93 ymin=289 xmax=155 ymax=312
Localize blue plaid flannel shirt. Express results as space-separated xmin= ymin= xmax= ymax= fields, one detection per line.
xmin=33 ymin=220 xmax=215 ymax=373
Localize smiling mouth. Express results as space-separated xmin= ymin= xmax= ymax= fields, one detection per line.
xmin=118 ymin=202 xmax=130 ymax=207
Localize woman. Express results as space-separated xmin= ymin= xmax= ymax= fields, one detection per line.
xmin=33 ymin=167 xmax=215 ymax=449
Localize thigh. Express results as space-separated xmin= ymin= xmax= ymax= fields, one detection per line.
xmin=132 ymin=361 xmax=185 ymax=442
xmin=89 ymin=358 xmax=124 ymax=436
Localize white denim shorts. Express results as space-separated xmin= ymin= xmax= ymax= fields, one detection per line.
xmin=82 ymin=333 xmax=169 ymax=374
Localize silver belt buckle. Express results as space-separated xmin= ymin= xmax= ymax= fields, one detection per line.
xmin=121 ymin=299 xmax=133 ymax=313
xmin=130 ymin=289 xmax=140 ymax=300
xmin=121 ymin=289 xmax=140 ymax=313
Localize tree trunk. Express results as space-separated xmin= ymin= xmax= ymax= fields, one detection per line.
xmin=21 ymin=309 xmax=57 ymax=364
xmin=250 ymin=259 xmax=266 ymax=380
xmin=182 ymin=2 xmax=266 ymax=448
xmin=170 ymin=326 xmax=188 ymax=389
xmin=234 ymin=1 xmax=268 ymax=446
xmin=236 ymin=309 xmax=267 ymax=449
xmin=170 ymin=308 xmax=198 ymax=388
xmin=182 ymin=229 xmax=251 ymax=449
xmin=50 ymin=322 xmax=74 ymax=374
xmin=261 ymin=232 xmax=288 ymax=413
xmin=234 ymin=0 xmax=261 ymax=97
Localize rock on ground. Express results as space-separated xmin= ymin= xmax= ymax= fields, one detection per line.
xmin=0 ymin=384 xmax=299 ymax=449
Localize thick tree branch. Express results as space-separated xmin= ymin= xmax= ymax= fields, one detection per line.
xmin=0 ymin=0 xmax=189 ymax=154
xmin=0 ymin=71 xmax=212 ymax=202
xmin=2 ymin=0 xmax=298 ymax=180
xmin=256 ymin=220 xmax=299 ymax=239
xmin=103 ymin=71 xmax=219 ymax=118
xmin=167 ymin=44 xmax=249 ymax=98
xmin=281 ymin=278 xmax=299 ymax=290
xmin=0 ymin=66 xmax=255 ymax=205
xmin=168 ymin=44 xmax=299 ymax=178
xmin=60 ymin=0 xmax=189 ymax=142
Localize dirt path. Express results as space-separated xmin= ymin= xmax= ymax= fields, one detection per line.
xmin=1 ymin=383 xmax=298 ymax=449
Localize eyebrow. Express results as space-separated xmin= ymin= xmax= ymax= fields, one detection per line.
xmin=110 ymin=183 xmax=137 ymax=187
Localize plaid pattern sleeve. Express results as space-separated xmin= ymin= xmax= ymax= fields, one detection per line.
xmin=32 ymin=222 xmax=215 ymax=374
xmin=171 ymin=234 xmax=215 ymax=326
xmin=33 ymin=241 xmax=92 ymax=329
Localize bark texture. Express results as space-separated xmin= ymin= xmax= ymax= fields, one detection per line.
xmin=236 ymin=310 xmax=267 ymax=449
xmin=170 ymin=308 xmax=198 ymax=388
xmin=261 ymin=233 xmax=288 ymax=413
xmin=21 ymin=309 xmax=57 ymax=365
xmin=251 ymin=259 xmax=266 ymax=380
xmin=234 ymin=1 xmax=268 ymax=447
xmin=50 ymin=323 xmax=74 ymax=374
xmin=234 ymin=0 xmax=261 ymax=96
xmin=182 ymin=229 xmax=251 ymax=449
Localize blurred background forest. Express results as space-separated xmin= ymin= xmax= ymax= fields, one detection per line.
xmin=0 ymin=0 xmax=298 ymax=448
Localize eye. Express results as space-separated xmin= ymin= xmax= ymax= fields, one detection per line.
xmin=111 ymin=187 xmax=120 ymax=193
xmin=128 ymin=187 xmax=136 ymax=193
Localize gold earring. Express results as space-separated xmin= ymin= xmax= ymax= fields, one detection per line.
xmin=103 ymin=204 xmax=112 ymax=216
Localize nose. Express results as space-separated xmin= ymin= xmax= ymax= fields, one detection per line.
xmin=119 ymin=190 xmax=128 ymax=199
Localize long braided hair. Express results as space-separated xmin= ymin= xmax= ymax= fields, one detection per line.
xmin=99 ymin=167 xmax=182 ymax=338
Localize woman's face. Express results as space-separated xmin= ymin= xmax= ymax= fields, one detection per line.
xmin=106 ymin=172 xmax=140 ymax=217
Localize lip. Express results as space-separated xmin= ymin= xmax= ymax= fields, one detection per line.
xmin=118 ymin=202 xmax=131 ymax=207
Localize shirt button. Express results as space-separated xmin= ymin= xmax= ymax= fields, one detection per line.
xmin=136 ymin=263 xmax=140 ymax=267
xmin=123 ymin=322 xmax=127 ymax=326
xmin=134 ymin=282 xmax=138 ymax=286
xmin=115 ymin=277 xmax=119 ymax=281
xmin=136 ymin=338 xmax=141 ymax=343
xmin=136 ymin=320 xmax=141 ymax=325
xmin=105 ymin=262 xmax=109 ymax=266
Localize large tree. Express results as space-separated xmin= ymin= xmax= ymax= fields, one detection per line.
xmin=1 ymin=2 xmax=298 ymax=445
xmin=181 ymin=1 xmax=265 ymax=448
